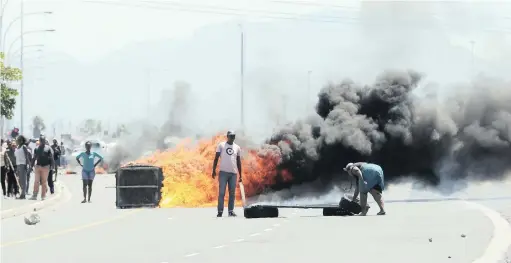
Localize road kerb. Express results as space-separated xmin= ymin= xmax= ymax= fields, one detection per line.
xmin=1 ymin=182 xmax=67 ymax=219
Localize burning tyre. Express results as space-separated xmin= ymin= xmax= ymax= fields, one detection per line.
xmin=243 ymin=205 xmax=279 ymax=219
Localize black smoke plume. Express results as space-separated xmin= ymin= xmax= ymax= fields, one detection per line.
xmin=260 ymin=70 xmax=511 ymax=193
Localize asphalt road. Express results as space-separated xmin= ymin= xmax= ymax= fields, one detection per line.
xmin=1 ymin=174 xmax=510 ymax=263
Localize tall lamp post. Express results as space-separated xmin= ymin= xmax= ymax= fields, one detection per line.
xmin=8 ymin=44 xmax=43 ymax=62
xmin=238 ymin=24 xmax=245 ymax=132
xmin=8 ymin=28 xmax=55 ymax=134
xmin=307 ymin=70 xmax=312 ymax=113
xmin=1 ymin=11 xmax=52 ymax=50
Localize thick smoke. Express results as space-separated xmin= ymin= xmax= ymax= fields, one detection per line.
xmin=108 ymin=81 xmax=194 ymax=171
xmin=156 ymin=81 xmax=192 ymax=149
xmin=260 ymin=70 xmax=511 ymax=195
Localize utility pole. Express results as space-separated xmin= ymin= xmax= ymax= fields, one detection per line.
xmin=282 ymin=95 xmax=287 ymax=124
xmin=145 ymin=69 xmax=151 ymax=117
xmin=20 ymin=0 xmax=24 ymax=134
xmin=1 ymin=0 xmax=5 ymax=136
xmin=239 ymin=24 xmax=245 ymax=132
xmin=307 ymin=70 xmax=312 ymax=113
xmin=470 ymin=40 xmax=475 ymax=77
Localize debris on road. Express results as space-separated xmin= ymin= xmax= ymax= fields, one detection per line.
xmin=429 ymin=238 xmax=432 ymax=242
xmin=461 ymin=234 xmax=466 ymax=238
xmin=24 ymin=208 xmax=41 ymax=225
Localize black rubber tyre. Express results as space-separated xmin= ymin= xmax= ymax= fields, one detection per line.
xmin=323 ymin=207 xmax=336 ymax=216
xmin=339 ymin=197 xmax=362 ymax=214
xmin=244 ymin=206 xmax=279 ymax=219
xmin=323 ymin=207 xmax=353 ymax=216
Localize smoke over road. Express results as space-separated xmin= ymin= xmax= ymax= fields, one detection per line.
xmin=260 ymin=69 xmax=511 ymax=195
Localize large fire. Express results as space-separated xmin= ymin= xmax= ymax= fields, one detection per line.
xmin=131 ymin=134 xmax=291 ymax=207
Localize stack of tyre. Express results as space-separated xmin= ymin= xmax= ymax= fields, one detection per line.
xmin=322 ymin=196 xmax=362 ymax=216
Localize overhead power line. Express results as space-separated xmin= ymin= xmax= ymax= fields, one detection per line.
xmin=82 ymin=0 xmax=511 ymax=34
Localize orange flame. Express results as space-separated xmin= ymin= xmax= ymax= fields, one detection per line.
xmin=130 ymin=134 xmax=287 ymax=207
xmin=95 ymin=166 xmax=107 ymax=174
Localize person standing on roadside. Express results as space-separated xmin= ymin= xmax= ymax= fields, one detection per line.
xmin=4 ymin=140 xmax=19 ymax=198
xmin=24 ymin=142 xmax=33 ymax=194
xmin=15 ymin=135 xmax=31 ymax=199
xmin=60 ymin=142 xmax=67 ymax=168
xmin=76 ymin=141 xmax=104 ymax=203
xmin=211 ymin=130 xmax=242 ymax=217
xmin=1 ymin=139 xmax=6 ymax=197
xmin=51 ymin=139 xmax=61 ymax=182
xmin=30 ymin=136 xmax=56 ymax=200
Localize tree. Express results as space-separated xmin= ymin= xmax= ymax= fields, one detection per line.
xmin=32 ymin=116 xmax=46 ymax=138
xmin=1 ymin=52 xmax=22 ymax=120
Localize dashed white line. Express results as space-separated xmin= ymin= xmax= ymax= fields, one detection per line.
xmin=167 ymin=217 xmax=173 ymax=220
xmin=233 ymin=238 xmax=245 ymax=243
xmin=264 ymin=228 xmax=272 ymax=232
xmin=273 ymin=223 xmax=280 ymax=227
xmin=184 ymin=253 xmax=199 ymax=257
xmin=249 ymin=233 xmax=261 ymax=237
xmin=213 ymin=245 xmax=225 ymax=249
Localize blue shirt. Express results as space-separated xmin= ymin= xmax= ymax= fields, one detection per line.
xmin=359 ymin=163 xmax=384 ymax=192
xmin=77 ymin=151 xmax=103 ymax=172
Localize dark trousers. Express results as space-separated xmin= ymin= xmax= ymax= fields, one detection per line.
xmin=1 ymin=166 xmax=6 ymax=196
xmin=217 ymin=171 xmax=237 ymax=213
xmin=26 ymin=170 xmax=31 ymax=193
xmin=48 ymin=170 xmax=55 ymax=194
xmin=6 ymin=169 xmax=18 ymax=196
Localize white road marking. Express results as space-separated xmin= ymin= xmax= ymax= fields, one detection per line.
xmin=233 ymin=238 xmax=244 ymax=242
xmin=264 ymin=228 xmax=272 ymax=232
xmin=249 ymin=233 xmax=261 ymax=237
xmin=273 ymin=223 xmax=280 ymax=227
xmin=213 ymin=245 xmax=225 ymax=249
xmin=184 ymin=253 xmax=199 ymax=257
xmin=464 ymin=201 xmax=511 ymax=263
xmin=167 ymin=217 xmax=173 ymax=220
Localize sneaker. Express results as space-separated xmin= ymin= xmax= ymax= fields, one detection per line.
xmin=29 ymin=196 xmax=37 ymax=200
xmin=377 ymin=211 xmax=386 ymax=216
xmin=81 ymin=200 xmax=86 ymax=203
xmin=228 ymin=211 xmax=237 ymax=217
xmin=217 ymin=212 xmax=223 ymax=217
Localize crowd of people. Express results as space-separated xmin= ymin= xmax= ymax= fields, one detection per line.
xmin=1 ymin=135 xmax=65 ymax=200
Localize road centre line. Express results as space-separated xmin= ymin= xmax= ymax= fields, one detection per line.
xmin=0 ymin=209 xmax=141 ymax=248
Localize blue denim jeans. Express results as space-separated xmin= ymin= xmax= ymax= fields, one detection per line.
xmin=217 ymin=171 xmax=237 ymax=213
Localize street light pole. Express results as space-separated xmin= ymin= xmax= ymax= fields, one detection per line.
xmin=4 ymin=29 xmax=54 ymax=63
xmin=470 ymin=40 xmax=475 ymax=76
xmin=20 ymin=0 xmax=24 ymax=134
xmin=0 ymin=0 xmax=11 ymax=51
xmin=9 ymin=44 xmax=43 ymax=59
xmin=239 ymin=24 xmax=245 ymax=132
xmin=307 ymin=70 xmax=312 ymax=113
xmin=1 ymin=11 xmax=52 ymax=49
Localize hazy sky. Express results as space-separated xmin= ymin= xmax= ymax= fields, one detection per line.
xmin=1 ymin=0 xmax=510 ymax=139
xmin=6 ymin=0 xmax=339 ymax=61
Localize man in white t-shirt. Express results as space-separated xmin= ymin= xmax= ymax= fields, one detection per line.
xmin=212 ymin=130 xmax=242 ymax=217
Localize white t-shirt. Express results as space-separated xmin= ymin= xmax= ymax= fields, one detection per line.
xmin=0 ymin=148 xmax=5 ymax=167
xmin=216 ymin=142 xmax=241 ymax=174
xmin=15 ymin=147 xmax=27 ymax=165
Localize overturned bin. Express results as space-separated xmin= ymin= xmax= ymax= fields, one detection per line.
xmin=115 ymin=165 xmax=164 ymax=209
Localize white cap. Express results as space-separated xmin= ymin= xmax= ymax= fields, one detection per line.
xmin=227 ymin=130 xmax=236 ymax=136
xmin=344 ymin=163 xmax=354 ymax=171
